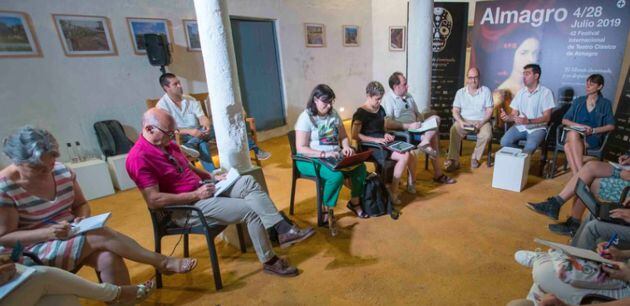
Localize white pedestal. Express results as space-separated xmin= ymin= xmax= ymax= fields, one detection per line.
xmin=492 ymin=147 xmax=530 ymax=192
xmin=66 ymin=159 xmax=115 ymax=200
xmin=107 ymin=154 xmax=135 ymax=190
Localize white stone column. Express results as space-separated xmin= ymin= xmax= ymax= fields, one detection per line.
xmin=193 ymin=0 xmax=251 ymax=172
xmin=407 ymin=0 xmax=433 ymax=112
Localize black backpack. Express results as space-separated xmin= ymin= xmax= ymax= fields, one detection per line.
xmin=93 ymin=120 xmax=135 ymax=158
xmin=361 ymin=172 xmax=399 ymax=219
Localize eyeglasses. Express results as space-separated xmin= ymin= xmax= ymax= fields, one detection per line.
xmin=152 ymin=125 xmax=178 ymax=139
xmin=165 ymin=153 xmax=184 ymax=173
xmin=402 ymin=98 xmax=409 ymax=109
xmin=467 ymin=76 xmax=479 ymax=80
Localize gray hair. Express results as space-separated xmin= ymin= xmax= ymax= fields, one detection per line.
xmin=142 ymin=111 xmax=161 ymax=128
xmin=366 ymin=81 xmax=385 ymax=97
xmin=3 ymin=126 xmax=59 ymax=165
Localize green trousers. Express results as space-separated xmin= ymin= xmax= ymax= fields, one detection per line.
xmin=296 ymin=160 xmax=367 ymax=207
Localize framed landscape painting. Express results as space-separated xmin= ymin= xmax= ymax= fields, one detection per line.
xmin=183 ymin=19 xmax=200 ymax=51
xmin=52 ymin=14 xmax=117 ymax=57
xmin=0 ymin=11 xmax=41 ymax=58
xmin=126 ymin=17 xmax=171 ymax=54
xmin=304 ymin=23 xmax=325 ymax=47
xmin=389 ymin=26 xmax=405 ymax=51
xmin=343 ymin=25 xmax=359 ymax=47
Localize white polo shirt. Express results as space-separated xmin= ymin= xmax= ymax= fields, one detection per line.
xmin=452 ymin=85 xmax=493 ymax=121
xmin=510 ymin=84 xmax=556 ymax=132
xmin=381 ymin=91 xmax=420 ymax=124
xmin=156 ymin=94 xmax=205 ymax=129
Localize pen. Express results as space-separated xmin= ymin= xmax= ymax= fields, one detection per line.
xmin=604 ymin=233 xmax=619 ymax=250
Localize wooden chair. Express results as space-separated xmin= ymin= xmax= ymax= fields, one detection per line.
xmin=287 ymin=131 xmax=326 ymax=227
xmin=146 ymin=93 xmax=261 ymax=166
xmin=148 ymin=205 xmax=246 ymax=290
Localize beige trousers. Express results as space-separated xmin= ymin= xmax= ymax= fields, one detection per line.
xmin=447 ymin=120 xmax=492 ymax=162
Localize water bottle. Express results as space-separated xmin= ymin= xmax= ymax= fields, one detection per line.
xmin=67 ymin=142 xmax=79 ymax=163
xmin=74 ymin=141 xmax=85 ymax=161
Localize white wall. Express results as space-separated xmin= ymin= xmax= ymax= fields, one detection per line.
xmin=0 ymin=0 xmax=373 ymax=165
xmin=371 ymin=0 xmax=408 ymax=92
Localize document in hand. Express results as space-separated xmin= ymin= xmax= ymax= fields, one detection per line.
xmin=534 ymin=238 xmax=616 ymax=265
xmin=0 ymin=265 xmax=36 ymax=299
xmin=214 ymin=168 xmax=240 ymax=197
xmin=565 ymin=125 xmax=587 ymax=135
xmin=609 ymin=161 xmax=630 ymax=171
xmin=408 ymin=117 xmax=438 ymax=133
xmin=70 ymin=212 xmax=112 ymax=237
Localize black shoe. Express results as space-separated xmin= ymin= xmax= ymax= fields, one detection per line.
xmin=549 ymin=217 xmax=581 ymax=237
xmin=526 ymin=197 xmax=561 ymax=220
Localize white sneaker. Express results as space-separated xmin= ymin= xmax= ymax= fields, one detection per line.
xmin=180 ymin=145 xmax=200 ymax=158
xmin=256 ymin=150 xmax=271 ymax=160
xmin=514 ymin=250 xmax=542 ymax=268
xmin=406 ymin=184 xmax=416 ymax=194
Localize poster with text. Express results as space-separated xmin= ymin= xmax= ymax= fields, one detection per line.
xmin=471 ymin=0 xmax=630 ymax=103
xmin=606 ymin=66 xmax=630 ymax=160
xmin=431 ymin=2 xmax=468 ymax=135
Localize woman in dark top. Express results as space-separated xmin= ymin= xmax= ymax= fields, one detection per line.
xmin=351 ymin=81 xmax=416 ymax=204
xmin=562 ymin=74 xmax=615 ymax=175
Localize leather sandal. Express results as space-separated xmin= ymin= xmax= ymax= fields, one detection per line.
xmin=159 ymin=257 xmax=198 ymax=275
xmin=417 ymin=144 xmax=438 ymax=158
xmin=346 ymin=201 xmax=369 ymax=219
xmin=433 ymin=174 xmax=456 ymax=184
xmin=108 ymin=279 xmax=155 ymax=306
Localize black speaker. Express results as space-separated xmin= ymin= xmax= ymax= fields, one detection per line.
xmin=144 ymin=33 xmax=171 ymax=66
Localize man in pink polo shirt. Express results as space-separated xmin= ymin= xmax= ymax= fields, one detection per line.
xmin=126 ymin=108 xmax=314 ymax=277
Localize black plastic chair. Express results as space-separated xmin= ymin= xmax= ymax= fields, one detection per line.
xmin=547 ymin=124 xmax=611 ymax=178
xmin=287 ymin=131 xmax=326 ymax=227
xmin=356 ymin=141 xmax=397 ymax=184
xmin=148 ymin=205 xmax=246 ymax=291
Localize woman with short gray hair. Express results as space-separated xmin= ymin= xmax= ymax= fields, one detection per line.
xmin=0 ymin=126 xmax=197 ymax=292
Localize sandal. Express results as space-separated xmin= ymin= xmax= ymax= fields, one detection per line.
xmin=159 ymin=257 xmax=198 ymax=275
xmin=108 ymin=279 xmax=155 ymax=306
xmin=346 ymin=201 xmax=369 ymax=219
xmin=417 ymin=144 xmax=438 ymax=159
xmin=433 ymin=174 xmax=456 ymax=185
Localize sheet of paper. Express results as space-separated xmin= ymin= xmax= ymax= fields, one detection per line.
xmin=0 ymin=265 xmax=36 ymax=299
xmin=609 ymin=161 xmax=630 ymax=171
xmin=534 ymin=238 xmax=616 ymax=265
xmin=214 ymin=168 xmax=241 ymax=197
xmin=70 ymin=212 xmax=111 ymax=236
xmin=408 ymin=117 xmax=438 ymax=133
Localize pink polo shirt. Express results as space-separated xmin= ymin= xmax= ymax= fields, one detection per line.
xmin=126 ymin=135 xmax=202 ymax=194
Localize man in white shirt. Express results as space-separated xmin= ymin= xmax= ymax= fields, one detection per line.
xmin=156 ymin=73 xmax=217 ymax=172
xmin=500 ymin=64 xmax=555 ymax=154
xmin=444 ymin=68 xmax=493 ymax=171
xmin=382 ymin=72 xmax=456 ymax=184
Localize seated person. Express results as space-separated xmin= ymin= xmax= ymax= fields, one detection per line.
xmin=0 ymin=257 xmax=153 ymax=306
xmin=511 ymin=243 xmax=630 ymax=306
xmin=572 ymin=208 xmax=630 ymax=251
xmin=499 ymin=64 xmax=555 ymax=154
xmin=0 ymin=126 xmax=196 ymax=286
xmin=351 ymin=81 xmax=416 ymax=204
xmin=382 ymin=72 xmax=456 ymax=184
xmin=295 ymin=84 xmax=369 ymax=235
xmin=527 ymin=153 xmax=630 ymax=236
xmin=126 ymin=108 xmax=314 ymax=277
xmin=444 ymin=67 xmax=493 ymax=170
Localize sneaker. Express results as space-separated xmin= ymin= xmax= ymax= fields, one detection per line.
xmin=444 ymin=159 xmax=460 ymax=172
xmin=256 ymin=150 xmax=271 ymax=160
xmin=548 ymin=217 xmax=581 ymax=237
xmin=179 ymin=145 xmax=200 ymax=158
xmin=471 ymin=159 xmax=480 ymax=169
xmin=514 ymin=250 xmax=543 ymax=268
xmin=526 ymin=197 xmax=562 ymax=220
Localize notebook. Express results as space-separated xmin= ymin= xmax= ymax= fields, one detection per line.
xmin=534 ymin=238 xmax=616 ymax=265
xmin=319 ymin=150 xmax=372 ymax=170
xmin=408 ymin=117 xmax=438 ymax=133
xmin=564 ymin=125 xmax=588 ymax=135
xmin=0 ymin=265 xmax=36 ymax=299
xmin=213 ymin=168 xmax=240 ymax=197
xmin=69 ymin=212 xmax=111 ymax=237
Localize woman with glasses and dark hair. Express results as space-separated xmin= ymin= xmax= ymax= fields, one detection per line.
xmin=294 ymin=84 xmax=368 ymax=236
xmin=0 ymin=126 xmax=197 ymax=287
xmin=351 ymin=81 xmax=417 ymax=205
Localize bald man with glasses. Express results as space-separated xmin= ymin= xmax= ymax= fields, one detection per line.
xmin=444 ymin=67 xmax=494 ymax=171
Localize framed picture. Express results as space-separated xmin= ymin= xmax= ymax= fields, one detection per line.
xmin=0 ymin=11 xmax=41 ymax=58
xmin=304 ymin=23 xmax=325 ymax=47
xmin=126 ymin=17 xmax=171 ymax=54
xmin=342 ymin=25 xmax=359 ymax=47
xmin=182 ymin=19 xmax=200 ymax=51
xmin=389 ymin=26 xmax=405 ymax=51
xmin=52 ymin=14 xmax=117 ymax=57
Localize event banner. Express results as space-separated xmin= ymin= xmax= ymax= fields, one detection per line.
xmin=471 ymin=0 xmax=630 ymax=102
xmin=605 ymin=66 xmax=630 ymax=160
xmin=431 ymin=2 xmax=468 ymax=135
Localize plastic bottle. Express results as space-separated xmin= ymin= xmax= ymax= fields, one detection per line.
xmin=67 ymin=142 xmax=79 ymax=163
xmin=74 ymin=141 xmax=85 ymax=161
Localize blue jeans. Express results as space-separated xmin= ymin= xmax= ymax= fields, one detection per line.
xmin=180 ymin=134 xmax=216 ymax=172
xmin=500 ymin=126 xmax=546 ymax=154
